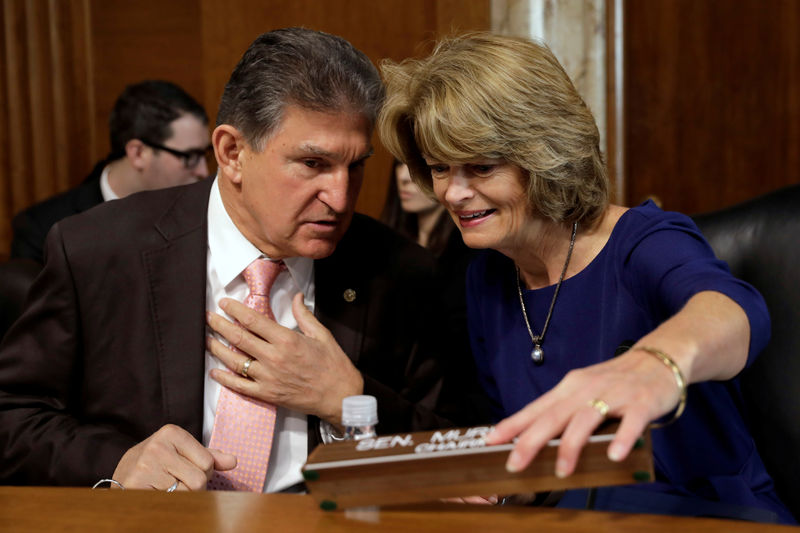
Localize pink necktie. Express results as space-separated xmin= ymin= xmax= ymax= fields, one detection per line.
xmin=207 ymin=258 xmax=285 ymax=491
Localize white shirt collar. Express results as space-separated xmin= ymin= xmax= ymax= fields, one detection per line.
xmin=99 ymin=164 xmax=119 ymax=201
xmin=207 ymin=177 xmax=313 ymax=293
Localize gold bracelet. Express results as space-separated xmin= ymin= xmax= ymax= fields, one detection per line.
xmin=635 ymin=346 xmax=687 ymax=429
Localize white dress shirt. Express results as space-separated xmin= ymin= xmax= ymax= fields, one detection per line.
xmin=98 ymin=165 xmax=119 ymax=201
xmin=203 ymin=178 xmax=313 ymax=492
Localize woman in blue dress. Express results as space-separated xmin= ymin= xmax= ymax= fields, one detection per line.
xmin=377 ymin=33 xmax=794 ymax=523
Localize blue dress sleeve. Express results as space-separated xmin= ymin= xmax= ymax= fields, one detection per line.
xmin=619 ymin=206 xmax=770 ymax=368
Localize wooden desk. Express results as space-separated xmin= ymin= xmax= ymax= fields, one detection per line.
xmin=0 ymin=486 xmax=794 ymax=532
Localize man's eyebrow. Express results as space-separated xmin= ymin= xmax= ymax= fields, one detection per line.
xmin=299 ymin=143 xmax=333 ymax=157
xmin=298 ymin=143 xmax=374 ymax=162
xmin=355 ymin=147 xmax=375 ymax=163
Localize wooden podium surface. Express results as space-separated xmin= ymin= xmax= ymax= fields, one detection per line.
xmin=0 ymin=486 xmax=794 ymax=532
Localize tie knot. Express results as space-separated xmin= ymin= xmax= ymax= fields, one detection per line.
xmin=243 ymin=258 xmax=285 ymax=297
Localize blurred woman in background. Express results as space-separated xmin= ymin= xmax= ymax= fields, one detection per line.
xmin=381 ymin=157 xmax=475 ymax=309
xmin=382 ymin=159 xmax=489 ymax=427
xmin=381 ymin=159 xmax=456 ymax=255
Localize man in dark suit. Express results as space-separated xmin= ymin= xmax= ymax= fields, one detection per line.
xmin=0 ymin=28 xmax=473 ymax=492
xmin=10 ymin=80 xmax=211 ymax=263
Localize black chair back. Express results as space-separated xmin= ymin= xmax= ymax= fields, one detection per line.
xmin=693 ymin=184 xmax=800 ymax=520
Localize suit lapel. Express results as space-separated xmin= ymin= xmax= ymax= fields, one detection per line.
xmin=310 ymin=218 xmax=370 ymax=451
xmin=313 ymin=216 xmax=368 ymax=367
xmin=142 ymin=179 xmax=213 ymax=439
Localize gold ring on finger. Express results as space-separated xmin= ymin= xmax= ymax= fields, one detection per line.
xmin=241 ymin=358 xmax=254 ymax=379
xmin=588 ymin=398 xmax=610 ymax=418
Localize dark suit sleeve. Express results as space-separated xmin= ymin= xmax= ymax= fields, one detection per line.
xmin=10 ymin=176 xmax=104 ymax=263
xmin=0 ymin=224 xmax=136 ymax=485
xmin=10 ymin=209 xmax=48 ymax=263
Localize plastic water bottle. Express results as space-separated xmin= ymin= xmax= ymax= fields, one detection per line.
xmin=342 ymin=395 xmax=378 ymax=441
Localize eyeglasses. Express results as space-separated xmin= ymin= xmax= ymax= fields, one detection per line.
xmin=141 ymin=140 xmax=211 ymax=169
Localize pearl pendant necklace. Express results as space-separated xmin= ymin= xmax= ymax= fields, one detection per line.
xmin=516 ymin=221 xmax=578 ymax=365
xmin=531 ymin=344 xmax=545 ymax=365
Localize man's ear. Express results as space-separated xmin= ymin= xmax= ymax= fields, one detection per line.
xmin=213 ymin=125 xmax=246 ymax=184
xmin=125 ymin=139 xmax=148 ymax=171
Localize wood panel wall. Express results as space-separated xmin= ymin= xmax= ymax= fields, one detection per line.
xmin=2 ymin=0 xmax=94 ymax=259
xmin=622 ymin=0 xmax=800 ymax=214
xmin=0 ymin=0 xmax=489 ymax=259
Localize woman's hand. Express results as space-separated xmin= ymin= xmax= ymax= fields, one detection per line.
xmin=484 ymin=348 xmax=681 ymax=477
xmin=484 ymin=291 xmax=750 ymax=478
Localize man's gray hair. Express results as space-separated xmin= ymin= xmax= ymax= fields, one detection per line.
xmin=217 ymin=27 xmax=384 ymax=151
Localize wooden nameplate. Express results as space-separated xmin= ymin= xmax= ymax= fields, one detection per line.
xmin=302 ymin=422 xmax=653 ymax=510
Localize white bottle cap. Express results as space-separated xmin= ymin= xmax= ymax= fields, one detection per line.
xmin=341 ymin=395 xmax=378 ymax=426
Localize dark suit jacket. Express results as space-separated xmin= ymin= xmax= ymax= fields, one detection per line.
xmin=0 ymin=178 xmax=474 ymax=486
xmin=10 ymin=160 xmax=106 ymax=263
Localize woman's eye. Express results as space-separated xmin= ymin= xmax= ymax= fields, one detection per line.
xmin=429 ymin=165 xmax=448 ymax=174
xmin=303 ymin=159 xmax=319 ymax=168
xmin=472 ymin=165 xmax=495 ymax=175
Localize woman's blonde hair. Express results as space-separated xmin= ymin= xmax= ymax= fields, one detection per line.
xmin=378 ymin=32 xmax=608 ymax=225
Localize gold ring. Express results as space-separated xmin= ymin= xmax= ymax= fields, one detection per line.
xmin=588 ymin=398 xmax=610 ymax=418
xmin=241 ymin=358 xmax=253 ymax=379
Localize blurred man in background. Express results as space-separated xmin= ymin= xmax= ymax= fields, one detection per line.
xmin=10 ymin=80 xmax=210 ymax=263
